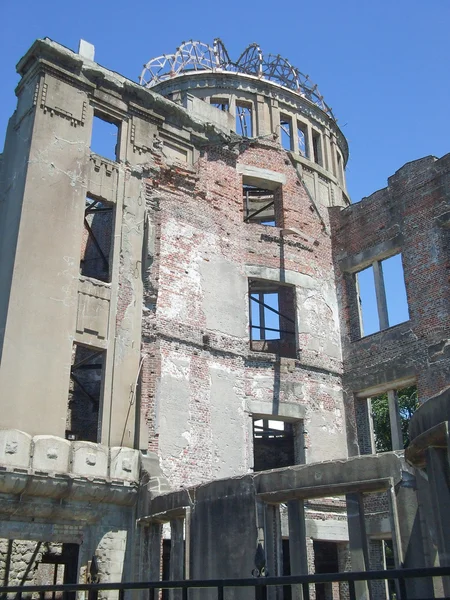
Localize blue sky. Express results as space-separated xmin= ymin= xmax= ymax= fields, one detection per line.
xmin=1 ymin=0 xmax=449 ymax=203
xmin=1 ymin=0 xmax=448 ymax=334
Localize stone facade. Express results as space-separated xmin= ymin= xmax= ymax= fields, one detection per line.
xmin=0 ymin=37 xmax=448 ymax=599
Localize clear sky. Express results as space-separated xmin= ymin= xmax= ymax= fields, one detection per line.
xmin=1 ymin=0 xmax=449 ymax=203
xmin=1 ymin=0 xmax=449 ymax=334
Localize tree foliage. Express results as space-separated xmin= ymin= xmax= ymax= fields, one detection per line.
xmin=371 ymin=386 xmax=419 ymax=452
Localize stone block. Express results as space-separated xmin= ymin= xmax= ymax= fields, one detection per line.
xmin=71 ymin=441 xmax=109 ymax=478
xmin=0 ymin=429 xmax=32 ymax=469
xmin=32 ymin=435 xmax=70 ymax=473
xmin=110 ymin=447 xmax=140 ymax=482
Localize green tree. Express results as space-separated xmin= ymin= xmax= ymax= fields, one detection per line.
xmin=371 ymin=386 xmax=419 ymax=452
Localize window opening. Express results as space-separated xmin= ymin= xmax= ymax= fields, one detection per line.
xmin=243 ymin=184 xmax=277 ymax=226
xmin=371 ymin=385 xmax=418 ymax=452
xmin=356 ymin=253 xmax=409 ymax=337
xmin=313 ymin=541 xmax=339 ymax=600
xmin=236 ymin=103 xmax=252 ymax=137
xmin=382 ymin=254 xmax=410 ymax=326
xmin=210 ymin=98 xmax=229 ymax=112
xmin=253 ymin=418 xmax=295 ymax=471
xmin=280 ymin=115 xmax=292 ymax=150
xmin=297 ymin=122 xmax=308 ymax=157
xmin=80 ymin=197 xmax=114 ymax=282
xmin=336 ymin=151 xmax=343 ymax=181
xmin=66 ymin=344 xmax=105 ymax=442
xmin=249 ymin=279 xmax=296 ymax=357
xmin=312 ymin=130 xmax=323 ymax=166
xmin=90 ymin=114 xmax=120 ymax=161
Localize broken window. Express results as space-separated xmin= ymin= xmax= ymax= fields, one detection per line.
xmin=253 ymin=419 xmax=295 ymax=471
xmin=297 ymin=122 xmax=308 ymax=157
xmin=236 ymin=102 xmax=253 ymax=137
xmin=280 ymin=115 xmax=293 ymax=150
xmin=253 ymin=418 xmax=305 ymax=471
xmin=312 ymin=130 xmax=323 ymax=166
xmin=356 ymin=253 xmax=409 ymax=337
xmin=370 ymin=385 xmax=418 ymax=452
xmin=80 ymin=196 xmax=114 ymax=282
xmin=66 ymin=343 xmax=105 ymax=442
xmin=90 ymin=113 xmax=120 ymax=161
xmin=249 ymin=279 xmax=296 ymax=357
xmin=243 ymin=177 xmax=283 ymax=227
xmin=210 ymin=98 xmax=229 ymax=111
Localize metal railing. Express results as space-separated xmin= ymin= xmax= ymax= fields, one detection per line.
xmin=1 ymin=566 xmax=450 ymax=600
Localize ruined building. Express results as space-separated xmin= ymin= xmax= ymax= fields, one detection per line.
xmin=0 ymin=38 xmax=450 ymax=600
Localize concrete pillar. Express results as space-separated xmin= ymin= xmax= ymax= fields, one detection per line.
xmin=426 ymin=446 xmax=450 ymax=596
xmin=387 ymin=390 xmax=403 ymax=451
xmin=264 ymin=503 xmax=283 ymax=600
xmin=256 ymin=94 xmax=270 ymax=137
xmin=287 ymin=500 xmax=308 ymax=600
xmin=394 ymin=469 xmax=434 ymax=599
xmin=147 ymin=522 xmax=163 ymax=581
xmin=169 ymin=518 xmax=184 ymax=600
xmin=346 ymin=492 xmax=370 ymax=600
xmin=372 ymin=260 xmax=389 ymax=330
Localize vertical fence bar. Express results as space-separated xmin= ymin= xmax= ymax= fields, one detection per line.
xmin=118 ymin=589 xmax=125 ymax=600
xmin=301 ymin=583 xmax=309 ymax=600
xmin=217 ymin=585 xmax=224 ymax=600
xmin=182 ymin=586 xmax=188 ymax=600
xmin=348 ymin=580 xmax=356 ymax=600
xmin=398 ymin=576 xmax=407 ymax=600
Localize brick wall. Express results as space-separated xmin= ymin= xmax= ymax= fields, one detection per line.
xmin=330 ymin=154 xmax=450 ymax=453
xmin=139 ymin=137 xmax=347 ymax=488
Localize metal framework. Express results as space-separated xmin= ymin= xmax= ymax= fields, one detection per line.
xmin=140 ymin=39 xmax=334 ymax=118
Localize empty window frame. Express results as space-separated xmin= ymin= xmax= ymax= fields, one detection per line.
xmin=311 ymin=130 xmax=323 ymax=166
xmin=253 ymin=418 xmax=305 ymax=471
xmin=236 ymin=102 xmax=253 ymax=137
xmin=210 ymin=98 xmax=229 ymax=112
xmin=80 ymin=196 xmax=114 ymax=282
xmin=280 ymin=114 xmax=293 ymax=150
xmin=297 ymin=122 xmax=308 ymax=157
xmin=243 ymin=177 xmax=283 ymax=227
xmin=249 ymin=279 xmax=296 ymax=357
xmin=356 ymin=253 xmax=409 ymax=337
xmin=66 ymin=344 xmax=105 ymax=442
xmin=253 ymin=419 xmax=295 ymax=471
xmin=90 ymin=113 xmax=120 ymax=161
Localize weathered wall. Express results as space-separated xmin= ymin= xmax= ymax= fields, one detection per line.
xmin=330 ymin=154 xmax=450 ymax=454
xmin=141 ymin=134 xmax=348 ymax=488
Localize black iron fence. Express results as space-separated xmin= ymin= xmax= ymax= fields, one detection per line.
xmin=1 ymin=566 xmax=450 ymax=600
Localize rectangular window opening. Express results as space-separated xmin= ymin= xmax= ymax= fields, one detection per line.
xmin=243 ymin=177 xmax=282 ymax=227
xmin=91 ymin=113 xmax=120 ymax=161
xmin=253 ymin=418 xmax=296 ymax=471
xmin=66 ymin=343 xmax=105 ymax=443
xmin=312 ymin=130 xmax=323 ymax=166
xmin=336 ymin=151 xmax=343 ymax=181
xmin=383 ymin=253 xmax=410 ymax=326
xmin=210 ymin=98 xmax=229 ymax=112
xmin=236 ymin=102 xmax=253 ymax=137
xmin=80 ymin=196 xmax=114 ymax=282
xmin=297 ymin=122 xmax=308 ymax=157
xmin=249 ymin=279 xmax=296 ymax=357
xmin=356 ymin=253 xmax=409 ymax=337
xmin=371 ymin=385 xmax=418 ymax=453
xmin=280 ymin=115 xmax=292 ymax=151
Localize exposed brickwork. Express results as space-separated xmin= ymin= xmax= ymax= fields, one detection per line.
xmin=330 ymin=154 xmax=450 ymax=453
xmin=139 ymin=138 xmax=347 ymax=488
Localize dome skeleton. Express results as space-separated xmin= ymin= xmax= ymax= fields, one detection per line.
xmin=140 ymin=39 xmax=335 ymax=120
